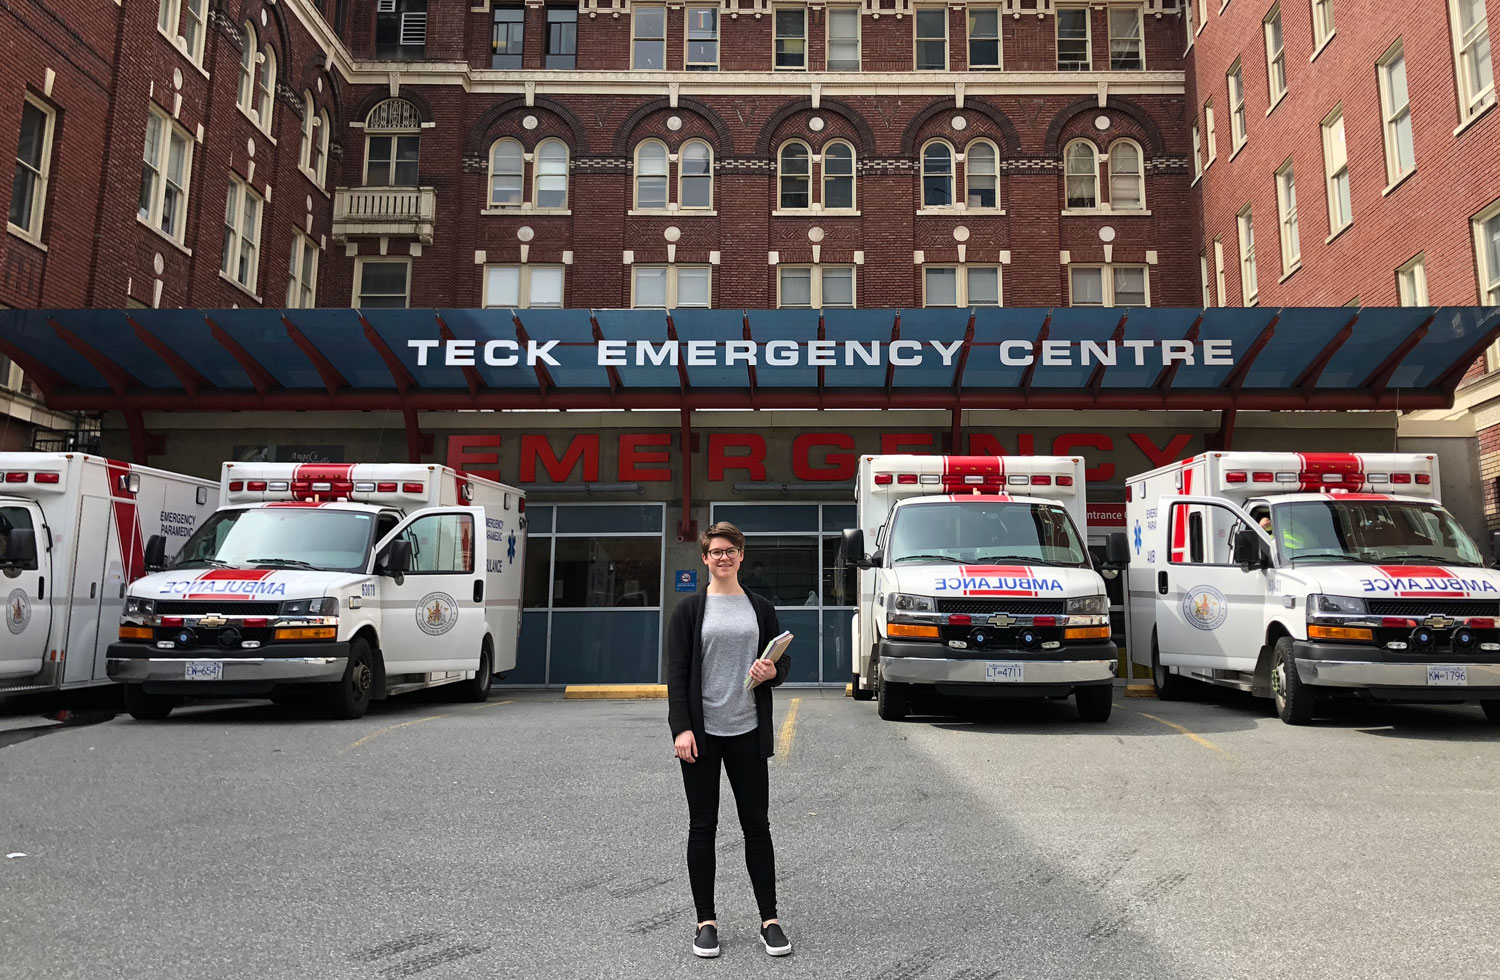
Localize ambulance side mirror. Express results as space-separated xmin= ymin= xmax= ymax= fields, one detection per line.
xmin=1234 ymin=529 xmax=1271 ymax=571
xmin=382 ymin=539 xmax=412 ymax=578
xmin=2 ymin=528 xmax=36 ymax=567
xmin=840 ymin=528 xmax=871 ymax=570
xmin=1102 ymin=532 xmax=1131 ymax=569
xmin=143 ymin=535 xmax=167 ymax=572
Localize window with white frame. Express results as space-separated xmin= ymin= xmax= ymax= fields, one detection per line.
xmin=287 ymin=232 xmax=319 ymax=308
xmin=237 ymin=24 xmax=258 ymax=115
xmin=1311 ymin=0 xmax=1334 ymax=49
xmin=1108 ymin=140 xmax=1143 ymax=210
xmin=631 ymin=139 xmax=712 ymax=211
xmin=1237 ymin=206 xmax=1258 ymax=305
xmin=1204 ymin=99 xmax=1217 ymax=165
xmin=632 ymin=265 xmax=711 ymax=308
xmin=775 ymin=7 xmax=808 ymax=69
xmin=9 ymin=96 xmax=55 ymax=241
xmin=778 ymin=265 xmax=855 ymax=308
xmin=679 ymin=139 xmax=713 ymax=209
xmin=1474 ymin=200 xmax=1500 ymax=304
xmin=299 ymin=93 xmax=330 ymax=187
xmin=916 ymin=8 xmax=948 ymax=70
xmin=1322 ymin=107 xmax=1351 ymax=234
xmin=534 ymin=138 xmax=569 ymax=209
xmin=354 ymin=258 xmax=411 ymax=307
xmin=485 ymin=264 xmax=565 ymax=308
xmin=1228 ymin=59 xmax=1247 ymax=151
xmin=921 ymin=140 xmax=955 ymax=208
xmin=1069 ymin=265 xmax=1148 ymax=306
xmin=634 ymin=139 xmax=668 ymax=208
xmin=1378 ymin=42 xmax=1415 ymax=184
xmin=1450 ymin=0 xmax=1495 ymax=123
xmin=366 ymin=133 xmax=419 ymax=186
xmin=632 ymin=5 xmax=667 ymax=68
xmin=823 ymin=141 xmax=856 ymax=209
xmin=158 ymin=0 xmax=208 ymax=64
xmin=489 ymin=137 xmax=523 ymax=206
xmin=1396 ymin=254 xmax=1427 ymax=306
xmin=778 ymin=140 xmax=811 ymax=209
xmin=1213 ymin=238 xmax=1227 ymax=306
xmin=1191 ymin=124 xmax=1202 ymax=180
xmin=138 ymin=107 xmax=193 ymax=241
xmin=1057 ymin=6 xmax=1090 ymax=70
xmin=966 ymin=140 xmax=998 ymax=208
xmin=827 ymin=6 xmax=860 ymax=70
xmin=1184 ymin=0 xmax=1194 ymax=43
xmin=1064 ymin=139 xmax=1097 ymax=209
xmin=1109 ymin=6 xmax=1143 ymax=69
xmin=1264 ymin=5 xmax=1287 ymax=104
xmin=1275 ymin=160 xmax=1300 ymax=272
xmin=686 ymin=6 xmax=719 ymax=69
xmin=923 ymin=265 xmax=1001 ymax=306
xmin=220 ymin=176 xmax=262 ymax=292
xmin=1200 ymin=251 xmax=1212 ymax=306
xmin=256 ymin=46 xmax=276 ymax=132
xmin=968 ymin=7 xmax=1000 ymax=68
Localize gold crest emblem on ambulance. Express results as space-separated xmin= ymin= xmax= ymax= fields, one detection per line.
xmin=416 ymin=592 xmax=458 ymax=636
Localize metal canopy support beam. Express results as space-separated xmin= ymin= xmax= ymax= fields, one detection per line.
xmin=1362 ymin=312 xmax=1435 ymax=395
xmin=1019 ymin=312 xmax=1053 ymax=394
xmin=48 ymin=317 xmax=141 ymax=399
xmin=742 ymin=311 xmax=759 ymax=407
xmin=815 ymin=313 xmax=827 ymax=391
xmin=434 ymin=313 xmax=483 ymax=398
xmin=402 ymin=408 xmax=424 ymax=463
xmin=1087 ymin=312 xmax=1130 ymax=396
xmin=678 ymin=409 xmax=697 ymax=543
xmin=883 ymin=311 xmax=903 ymax=395
xmin=1293 ymin=311 xmax=1357 ymax=394
xmin=1205 ymin=409 xmax=1237 ymax=451
xmin=1433 ymin=321 xmax=1500 ymax=392
xmin=124 ymin=409 xmax=154 ymax=464
xmin=359 ymin=314 xmax=417 ymax=393
xmin=589 ymin=311 xmax=622 ymax=398
xmin=949 ymin=311 xmax=978 ymax=452
xmin=207 ymin=314 xmax=279 ymax=396
xmin=512 ymin=312 xmax=555 ymax=395
xmin=1221 ymin=315 xmax=1278 ymax=396
xmin=283 ymin=314 xmax=350 ymax=399
xmin=128 ymin=314 xmax=209 ymax=400
xmin=666 ymin=313 xmax=691 ymax=396
xmin=0 ymin=331 xmax=66 ymax=400
xmin=1151 ymin=313 xmax=1203 ymax=392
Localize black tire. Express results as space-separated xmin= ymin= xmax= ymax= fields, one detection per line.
xmin=1271 ymin=636 xmax=1316 ymax=725
xmin=877 ymin=676 xmax=909 ymax=721
xmin=851 ymin=672 xmax=874 ymax=702
xmin=123 ymin=684 xmax=175 ymax=721
xmin=1076 ymin=684 xmax=1113 ymax=722
xmin=326 ymin=637 xmax=376 ymax=720
xmin=1152 ymin=639 xmax=1188 ymax=701
xmin=1481 ymin=701 xmax=1500 ymax=724
xmin=455 ymin=645 xmax=493 ymax=703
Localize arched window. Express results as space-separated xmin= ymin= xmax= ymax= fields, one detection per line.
xmin=299 ymin=92 xmax=317 ymax=172
xmin=823 ymin=141 xmax=855 ymax=209
xmin=534 ymin=138 xmax=569 ymax=209
xmin=635 ymin=139 xmax=668 ymax=209
xmin=1064 ymin=139 xmax=1098 ymax=209
xmin=314 ymin=109 xmax=329 ymax=185
xmin=778 ymin=141 xmax=811 ymax=209
xmin=365 ymin=98 xmax=422 ymax=187
xmin=1108 ymin=139 xmax=1144 ymax=210
xmin=256 ymin=44 xmax=277 ymax=130
xmin=965 ymin=140 xmax=998 ymax=208
xmin=679 ymin=139 xmax=713 ymax=210
xmin=237 ymin=24 xmax=257 ymax=113
xmin=489 ymin=138 xmax=524 ymax=207
xmin=921 ymin=140 xmax=954 ymax=208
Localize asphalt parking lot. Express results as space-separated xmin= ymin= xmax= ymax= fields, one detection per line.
xmin=3 ymin=684 xmax=1500 ymax=980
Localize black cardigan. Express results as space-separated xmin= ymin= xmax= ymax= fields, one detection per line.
xmin=666 ymin=590 xmax=789 ymax=760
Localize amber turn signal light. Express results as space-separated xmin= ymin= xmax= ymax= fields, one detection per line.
xmin=1307 ymin=625 xmax=1373 ymax=642
xmin=118 ymin=626 xmax=153 ymax=640
xmin=1063 ymin=626 xmax=1112 ymax=640
xmin=887 ymin=623 xmax=940 ymax=639
xmin=273 ymin=627 xmax=338 ymax=641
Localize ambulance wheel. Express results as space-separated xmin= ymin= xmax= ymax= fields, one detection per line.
xmin=123 ymin=685 xmax=175 ymax=721
xmin=1271 ymin=637 xmax=1316 ymax=725
xmin=851 ymin=673 xmax=874 ymax=702
xmin=455 ymin=644 xmax=494 ymax=703
xmin=1481 ymin=701 xmax=1500 ymax=724
xmin=326 ymin=637 xmax=375 ymax=720
xmin=1075 ymin=684 xmax=1113 ymax=723
xmin=877 ymin=678 xmax=909 ymax=721
xmin=1152 ymin=641 xmax=1188 ymax=702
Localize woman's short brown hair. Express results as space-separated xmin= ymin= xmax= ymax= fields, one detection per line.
xmin=699 ymin=521 xmax=746 ymax=555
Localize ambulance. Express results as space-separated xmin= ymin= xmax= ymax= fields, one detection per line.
xmin=0 ymin=452 xmax=216 ymax=698
xmin=839 ymin=455 xmax=1128 ymax=723
xmin=107 ymin=462 xmax=525 ymax=721
xmin=1121 ymin=452 xmax=1500 ymax=724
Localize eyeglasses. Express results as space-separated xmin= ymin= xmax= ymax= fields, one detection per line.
xmin=706 ymin=548 xmax=741 ymax=559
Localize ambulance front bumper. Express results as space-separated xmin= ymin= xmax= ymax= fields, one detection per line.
xmin=878 ymin=638 xmax=1117 ymax=691
xmin=107 ymin=642 xmax=350 ymax=693
xmin=1291 ymin=640 xmax=1500 ymax=697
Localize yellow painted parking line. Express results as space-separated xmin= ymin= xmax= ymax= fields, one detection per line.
xmin=466 ymin=698 xmax=516 ymax=711
xmin=776 ymin=698 xmax=801 ymax=763
xmin=1136 ymin=711 xmax=1235 ymax=761
xmin=342 ymin=699 xmax=516 ymax=751
xmin=564 ymin=684 xmax=668 ymax=699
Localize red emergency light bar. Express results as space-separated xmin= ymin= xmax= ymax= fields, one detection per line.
xmin=377 ymin=482 xmax=398 ymax=493
xmin=247 ymin=481 xmax=267 ymax=491
xmin=34 ymin=472 xmax=59 ymax=484
xmin=949 ymin=614 xmax=972 ymax=625
xmin=1057 ymin=476 xmax=1074 ymax=486
xmin=1469 ymin=618 xmax=1495 ymax=629
xmin=1391 ymin=474 xmax=1412 ymax=484
xmin=403 ymin=482 xmax=424 ymax=493
xmin=4 ymin=472 xmax=27 ymax=483
xmin=1032 ymin=475 xmax=1052 ymax=486
xmin=897 ymin=474 xmax=919 ymax=484
xmin=874 ymin=474 xmax=893 ymax=485
xmin=1225 ymin=472 xmax=1248 ymax=483
xmin=229 ymin=481 xmax=243 ymax=491
xmin=517 ymin=497 xmax=526 ymax=512
xmin=1253 ymin=471 xmax=1274 ymax=482
xmin=1416 ymin=474 xmax=1431 ymax=484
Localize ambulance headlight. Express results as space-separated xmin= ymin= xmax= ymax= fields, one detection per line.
xmin=1065 ymin=595 xmax=1110 ymax=616
xmin=124 ymin=597 xmax=155 ymax=617
xmin=280 ymin=597 xmax=340 ymax=618
xmin=1310 ymin=594 xmax=1367 ymax=617
xmin=887 ymin=593 xmax=936 ymax=614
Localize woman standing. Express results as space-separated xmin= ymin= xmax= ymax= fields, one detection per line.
xmin=666 ymin=521 xmax=792 ymax=959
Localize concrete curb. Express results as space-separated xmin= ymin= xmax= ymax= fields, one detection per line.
xmin=1124 ymin=685 xmax=1157 ymax=698
xmin=563 ymin=684 xmax=668 ymax=700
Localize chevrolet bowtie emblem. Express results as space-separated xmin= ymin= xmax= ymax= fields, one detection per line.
xmin=1424 ymin=616 xmax=1455 ymax=629
xmin=198 ymin=616 xmax=227 ymax=628
xmin=986 ymin=613 xmax=1017 ymax=628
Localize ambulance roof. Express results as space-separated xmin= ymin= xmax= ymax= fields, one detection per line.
xmin=1256 ymin=492 xmax=1436 ymax=506
xmin=226 ymin=501 xmax=388 ymax=514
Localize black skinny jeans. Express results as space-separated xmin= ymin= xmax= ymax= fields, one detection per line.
xmin=679 ymin=728 xmax=778 ymax=923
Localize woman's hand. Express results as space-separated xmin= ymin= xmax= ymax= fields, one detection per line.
xmin=674 ymin=730 xmax=698 ymax=762
xmin=748 ymin=658 xmax=777 ymax=687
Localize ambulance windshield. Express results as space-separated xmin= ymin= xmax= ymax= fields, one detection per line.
xmin=887 ymin=501 xmax=1089 ymax=567
xmin=1271 ymin=499 xmax=1484 ymax=567
xmin=172 ymin=508 xmax=377 ymax=573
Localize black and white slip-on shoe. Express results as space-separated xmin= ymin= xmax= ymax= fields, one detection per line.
xmin=693 ymin=924 xmax=720 ymax=958
xmin=760 ymin=922 xmax=791 ymax=957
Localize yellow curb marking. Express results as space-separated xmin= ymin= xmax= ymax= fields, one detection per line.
xmin=564 ymin=684 xmax=668 ymax=700
xmin=776 ymin=698 xmax=801 ymax=763
xmin=1136 ymin=711 xmax=1234 ymax=760
xmin=342 ymin=699 xmax=515 ymax=752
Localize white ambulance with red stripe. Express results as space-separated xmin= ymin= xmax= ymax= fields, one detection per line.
xmin=0 ymin=453 xmax=216 ymax=698
xmin=839 ymin=455 xmax=1127 ymax=723
xmin=1121 ymin=451 xmax=1500 ymax=724
xmin=107 ymin=462 xmax=525 ymax=721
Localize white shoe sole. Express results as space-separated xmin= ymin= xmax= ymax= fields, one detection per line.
xmin=693 ymin=944 xmax=720 ymax=958
xmin=761 ymin=937 xmax=792 ymax=957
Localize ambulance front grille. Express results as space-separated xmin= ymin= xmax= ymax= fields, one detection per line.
xmin=935 ymin=598 xmax=1068 ymax=616
xmin=1366 ymin=599 xmax=1499 ymax=618
xmin=154 ymin=601 xmax=284 ymax=617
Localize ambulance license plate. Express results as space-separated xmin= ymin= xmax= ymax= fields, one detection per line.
xmin=985 ymin=662 xmax=1024 ymax=682
xmin=1427 ymin=665 xmax=1467 ymax=686
xmin=185 ymin=661 xmax=224 ymax=681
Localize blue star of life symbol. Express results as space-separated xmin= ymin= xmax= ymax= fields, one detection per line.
xmin=1133 ymin=521 xmax=1143 ymax=554
xmin=507 ymin=532 xmax=517 ymax=564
